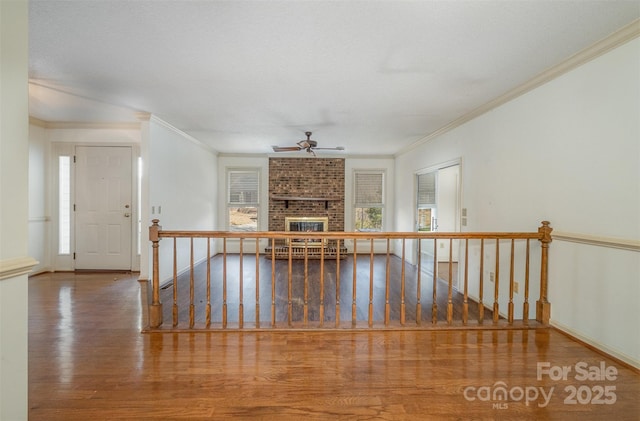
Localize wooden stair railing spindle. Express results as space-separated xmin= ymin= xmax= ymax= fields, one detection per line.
xmin=319 ymin=242 xmax=325 ymax=327
xmin=416 ymin=238 xmax=422 ymax=325
xmin=172 ymin=238 xmax=178 ymax=327
xmin=478 ymin=239 xmax=485 ymax=323
xmin=222 ymin=238 xmax=227 ymax=329
xmin=288 ymin=238 xmax=293 ymax=326
xmin=431 ymin=238 xmax=438 ymax=324
xmin=303 ymin=239 xmax=309 ymax=326
xmin=189 ymin=238 xmax=194 ymax=328
xmin=368 ymin=238 xmax=374 ymax=327
xmin=255 ymin=238 xmax=260 ymax=328
xmin=462 ymin=239 xmax=469 ymax=325
xmin=536 ymin=221 xmax=553 ymax=324
xmin=400 ymin=239 xmax=406 ymax=326
xmin=508 ymin=239 xmax=515 ymax=324
xmin=206 ymin=238 xmax=211 ymax=327
xmin=352 ymin=239 xmax=357 ymax=326
xmin=523 ymin=239 xmax=530 ymax=323
xmin=385 ymin=239 xmax=391 ymax=326
xmin=149 ymin=219 xmax=162 ymax=328
xmin=270 ymin=238 xmax=276 ymax=327
xmin=335 ymin=239 xmax=341 ymax=328
xmin=238 ymin=238 xmax=244 ymax=329
xmin=446 ymin=238 xmax=453 ymax=324
xmin=493 ymin=239 xmax=500 ymax=324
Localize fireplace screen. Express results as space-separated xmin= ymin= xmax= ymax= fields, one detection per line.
xmin=285 ymin=217 xmax=328 ymax=247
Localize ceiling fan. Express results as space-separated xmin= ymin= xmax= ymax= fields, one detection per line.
xmin=272 ymin=132 xmax=344 ymax=156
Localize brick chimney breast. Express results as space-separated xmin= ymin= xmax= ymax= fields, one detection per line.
xmin=269 ymin=158 xmax=345 ymax=232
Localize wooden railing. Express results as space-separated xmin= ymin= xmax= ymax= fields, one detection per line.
xmin=147 ymin=220 xmax=552 ymax=331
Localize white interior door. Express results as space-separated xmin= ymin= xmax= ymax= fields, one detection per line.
xmin=416 ymin=163 xmax=461 ymax=269
xmin=75 ymin=146 xmax=132 ymax=270
xmin=435 ymin=165 xmax=460 ymax=262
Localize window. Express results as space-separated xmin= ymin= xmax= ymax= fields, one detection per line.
xmin=227 ymin=169 xmax=259 ymax=231
xmin=417 ymin=171 xmax=436 ymax=231
xmin=58 ymin=156 xmax=71 ymax=254
xmin=354 ymin=171 xmax=384 ymax=232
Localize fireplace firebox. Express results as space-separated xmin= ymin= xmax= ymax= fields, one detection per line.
xmin=285 ymin=217 xmax=328 ymax=247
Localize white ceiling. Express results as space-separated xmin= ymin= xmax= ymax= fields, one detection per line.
xmin=28 ymin=1 xmax=639 ymax=156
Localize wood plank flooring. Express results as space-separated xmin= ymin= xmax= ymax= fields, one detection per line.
xmin=158 ymin=255 xmax=499 ymax=329
xmin=29 ymin=271 xmax=640 ymax=420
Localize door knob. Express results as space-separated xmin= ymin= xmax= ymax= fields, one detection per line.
xmin=124 ymin=213 xmax=130 ymax=217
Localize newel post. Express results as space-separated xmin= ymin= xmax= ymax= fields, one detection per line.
xmin=149 ymin=219 xmax=163 ymax=328
xmin=536 ymin=221 xmax=553 ymax=324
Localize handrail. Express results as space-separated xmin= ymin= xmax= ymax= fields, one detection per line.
xmin=147 ymin=220 xmax=552 ymax=331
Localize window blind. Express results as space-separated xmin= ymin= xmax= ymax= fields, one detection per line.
xmin=417 ymin=172 xmax=436 ymax=207
xmin=228 ymin=170 xmax=259 ymax=204
xmin=354 ymin=172 xmax=383 ymax=205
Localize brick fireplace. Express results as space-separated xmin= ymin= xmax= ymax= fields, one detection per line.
xmin=268 ymin=157 xmax=345 ymax=231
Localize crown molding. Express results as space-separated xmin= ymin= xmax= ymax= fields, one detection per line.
xmin=149 ymin=115 xmax=219 ymax=155
xmin=397 ymin=19 xmax=640 ymax=157
xmin=29 ymin=116 xmax=141 ymax=130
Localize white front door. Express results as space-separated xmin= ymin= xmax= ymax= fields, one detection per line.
xmin=75 ymin=146 xmax=132 ymax=270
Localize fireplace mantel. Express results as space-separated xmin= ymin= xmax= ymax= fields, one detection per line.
xmin=270 ymin=195 xmax=340 ymax=209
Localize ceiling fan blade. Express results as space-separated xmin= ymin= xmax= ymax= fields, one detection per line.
xmin=272 ymin=146 xmax=302 ymax=152
xmin=312 ymin=146 xmax=345 ymax=151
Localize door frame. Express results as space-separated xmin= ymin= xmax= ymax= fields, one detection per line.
xmin=414 ymin=158 xmax=462 ymax=278
xmin=52 ymin=142 xmax=140 ymax=272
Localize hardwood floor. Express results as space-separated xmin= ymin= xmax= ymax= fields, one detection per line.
xmin=29 ymin=271 xmax=640 ymax=420
xmin=159 ymin=255 xmax=496 ymax=329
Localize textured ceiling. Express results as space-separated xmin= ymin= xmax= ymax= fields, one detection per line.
xmin=28 ymin=1 xmax=639 ymax=156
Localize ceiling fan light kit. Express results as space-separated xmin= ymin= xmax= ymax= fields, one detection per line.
xmin=272 ymin=131 xmax=344 ymax=156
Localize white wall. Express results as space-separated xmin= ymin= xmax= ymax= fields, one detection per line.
xmin=0 ymin=1 xmax=30 ymax=418
xmin=394 ymin=38 xmax=640 ymax=366
xmin=28 ymin=123 xmax=51 ymax=273
xmin=147 ymin=119 xmax=218 ymax=284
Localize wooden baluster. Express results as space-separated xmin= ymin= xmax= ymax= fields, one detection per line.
xmin=335 ymin=239 xmax=341 ymax=328
xmin=447 ymin=238 xmax=453 ymax=324
xmin=149 ymin=220 xmax=163 ymax=328
xmin=238 ymin=238 xmax=244 ymax=329
xmin=319 ymin=240 xmax=325 ymax=327
xmin=189 ymin=238 xmax=195 ymax=328
xmin=416 ymin=238 xmax=422 ymax=325
xmin=523 ymin=239 xmax=530 ymax=323
xmin=303 ymin=239 xmax=309 ymax=326
xmin=352 ymin=239 xmax=357 ymax=326
xmin=206 ymin=238 xmax=211 ymax=328
xmin=478 ymin=239 xmax=485 ymax=323
xmin=493 ymin=239 xmax=500 ymax=323
xmin=385 ymin=239 xmax=391 ymax=326
xmin=222 ymin=238 xmax=227 ymax=329
xmin=431 ymin=238 xmax=438 ymax=324
xmin=255 ymin=238 xmax=260 ymax=328
xmin=400 ymin=239 xmax=406 ymax=325
xmin=172 ymin=238 xmax=178 ymax=327
xmin=462 ymin=238 xmax=469 ymax=325
xmin=271 ymin=238 xmax=276 ymax=327
xmin=508 ymin=239 xmax=515 ymax=324
xmin=288 ymin=236 xmax=293 ymax=326
xmin=536 ymin=221 xmax=552 ymax=324
xmin=368 ymin=238 xmax=374 ymax=328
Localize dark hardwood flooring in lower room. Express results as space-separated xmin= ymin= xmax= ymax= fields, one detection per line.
xmin=28 ymin=271 xmax=639 ymax=420
xmin=159 ymin=254 xmax=497 ymax=328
